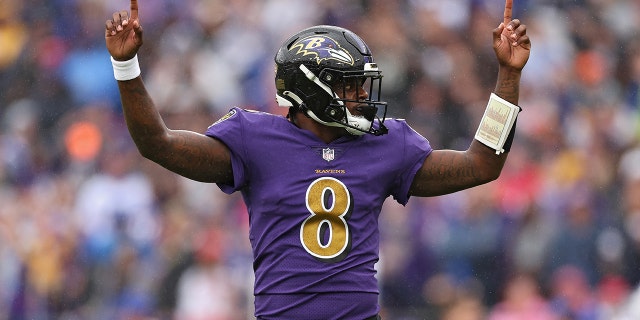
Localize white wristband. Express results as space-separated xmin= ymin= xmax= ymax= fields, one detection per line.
xmin=111 ymin=55 xmax=141 ymax=81
xmin=474 ymin=93 xmax=521 ymax=155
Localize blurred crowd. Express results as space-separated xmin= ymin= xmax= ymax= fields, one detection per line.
xmin=2 ymin=0 xmax=640 ymax=319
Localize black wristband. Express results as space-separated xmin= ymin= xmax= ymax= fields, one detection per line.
xmin=502 ymin=106 xmax=521 ymax=153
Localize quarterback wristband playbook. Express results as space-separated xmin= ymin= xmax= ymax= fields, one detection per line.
xmin=474 ymin=93 xmax=521 ymax=155
xmin=111 ymin=55 xmax=141 ymax=81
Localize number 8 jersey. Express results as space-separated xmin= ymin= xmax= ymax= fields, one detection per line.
xmin=205 ymin=107 xmax=432 ymax=319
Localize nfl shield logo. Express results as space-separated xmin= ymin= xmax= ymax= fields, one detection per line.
xmin=322 ymin=148 xmax=335 ymax=162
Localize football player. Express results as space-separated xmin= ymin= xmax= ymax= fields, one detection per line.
xmin=105 ymin=0 xmax=530 ymax=318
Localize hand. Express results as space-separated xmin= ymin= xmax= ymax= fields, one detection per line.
xmin=105 ymin=0 xmax=143 ymax=61
xmin=493 ymin=0 xmax=531 ymax=71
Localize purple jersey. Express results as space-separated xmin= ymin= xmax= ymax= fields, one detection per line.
xmin=205 ymin=107 xmax=432 ymax=319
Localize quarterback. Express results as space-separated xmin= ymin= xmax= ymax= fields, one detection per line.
xmin=105 ymin=0 xmax=530 ymax=318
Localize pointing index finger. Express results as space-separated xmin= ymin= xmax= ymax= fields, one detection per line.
xmin=504 ymin=0 xmax=513 ymax=25
xmin=130 ymin=0 xmax=139 ymax=20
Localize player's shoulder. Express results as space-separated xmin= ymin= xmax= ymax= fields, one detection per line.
xmin=222 ymin=107 xmax=283 ymax=120
xmin=383 ymin=117 xmax=409 ymax=125
xmin=375 ymin=117 xmax=428 ymax=142
xmin=380 ymin=117 xmax=417 ymax=132
xmin=236 ymin=107 xmax=280 ymax=117
xmin=210 ymin=107 xmax=286 ymax=127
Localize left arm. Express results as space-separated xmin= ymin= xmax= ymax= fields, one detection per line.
xmin=409 ymin=0 xmax=530 ymax=197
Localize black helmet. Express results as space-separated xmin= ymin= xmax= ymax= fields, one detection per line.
xmin=275 ymin=25 xmax=388 ymax=136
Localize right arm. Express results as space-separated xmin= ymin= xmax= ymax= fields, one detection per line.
xmin=105 ymin=0 xmax=233 ymax=184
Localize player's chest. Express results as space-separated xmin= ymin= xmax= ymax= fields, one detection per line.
xmin=247 ymin=142 xmax=388 ymax=181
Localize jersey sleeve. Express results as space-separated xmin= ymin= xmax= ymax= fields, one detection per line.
xmin=204 ymin=108 xmax=248 ymax=194
xmin=391 ymin=121 xmax=432 ymax=205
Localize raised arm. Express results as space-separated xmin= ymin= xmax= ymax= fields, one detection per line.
xmin=105 ymin=0 xmax=233 ymax=183
xmin=409 ymin=0 xmax=530 ymax=197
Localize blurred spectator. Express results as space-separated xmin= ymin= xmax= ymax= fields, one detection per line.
xmin=440 ymin=295 xmax=487 ymax=320
xmin=488 ymin=273 xmax=559 ymax=320
xmin=596 ymin=275 xmax=631 ymax=319
xmin=548 ymin=265 xmax=601 ymax=320
xmin=174 ymin=223 xmax=245 ymax=320
xmin=541 ymin=186 xmax=602 ymax=287
xmin=2 ymin=0 xmax=640 ymax=318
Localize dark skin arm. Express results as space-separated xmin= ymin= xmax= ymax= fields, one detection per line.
xmin=409 ymin=0 xmax=531 ymax=197
xmin=105 ymin=0 xmax=233 ymax=184
xmin=106 ymin=0 xmax=529 ymax=193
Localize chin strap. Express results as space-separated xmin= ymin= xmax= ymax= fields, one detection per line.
xmin=343 ymin=111 xmax=370 ymax=136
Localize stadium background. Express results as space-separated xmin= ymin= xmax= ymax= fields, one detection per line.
xmin=1 ymin=0 xmax=640 ymax=319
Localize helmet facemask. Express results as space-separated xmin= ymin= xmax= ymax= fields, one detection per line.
xmin=292 ymin=63 xmax=387 ymax=136
xmin=320 ymin=64 xmax=388 ymax=136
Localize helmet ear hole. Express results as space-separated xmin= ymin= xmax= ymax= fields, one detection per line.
xmin=324 ymin=105 xmax=345 ymax=121
xmin=319 ymin=69 xmax=339 ymax=86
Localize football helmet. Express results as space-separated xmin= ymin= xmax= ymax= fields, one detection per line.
xmin=275 ymin=25 xmax=388 ymax=136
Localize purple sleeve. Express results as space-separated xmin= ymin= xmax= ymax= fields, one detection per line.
xmin=204 ymin=108 xmax=248 ymax=194
xmin=391 ymin=121 xmax=432 ymax=205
